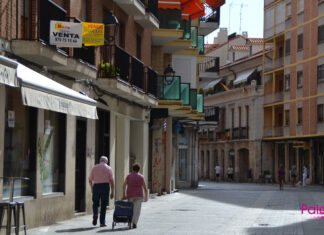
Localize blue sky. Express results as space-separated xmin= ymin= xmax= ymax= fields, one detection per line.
xmin=205 ymin=0 xmax=264 ymax=43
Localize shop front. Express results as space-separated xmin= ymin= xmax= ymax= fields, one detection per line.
xmin=0 ymin=55 xmax=98 ymax=227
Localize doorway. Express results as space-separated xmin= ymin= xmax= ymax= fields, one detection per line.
xmin=75 ymin=118 xmax=87 ymax=212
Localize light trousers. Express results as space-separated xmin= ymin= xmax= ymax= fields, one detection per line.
xmin=128 ymin=197 xmax=143 ymax=225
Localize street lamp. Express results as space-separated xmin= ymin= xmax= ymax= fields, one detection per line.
xmin=103 ymin=11 xmax=119 ymax=44
xmin=164 ymin=64 xmax=176 ymax=85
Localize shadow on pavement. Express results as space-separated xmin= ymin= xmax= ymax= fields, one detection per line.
xmin=179 ymin=182 xmax=324 ymax=211
xmin=246 ymin=218 xmax=324 ymax=235
xmin=97 ymin=227 xmax=131 ymax=233
xmin=55 ymin=227 xmax=97 ymax=233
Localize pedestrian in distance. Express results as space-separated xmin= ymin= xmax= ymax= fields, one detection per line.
xmin=303 ymin=165 xmax=308 ymax=187
xmin=227 ymin=166 xmax=233 ymax=182
xmin=278 ymin=164 xmax=285 ymax=190
xmin=215 ymin=165 xmax=221 ymax=182
xmin=122 ymin=162 xmax=148 ymax=229
xmin=88 ymin=156 xmax=115 ymax=227
xmin=291 ymin=165 xmax=297 ymax=187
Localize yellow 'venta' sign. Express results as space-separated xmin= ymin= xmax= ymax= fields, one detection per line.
xmin=82 ymin=22 xmax=104 ymax=46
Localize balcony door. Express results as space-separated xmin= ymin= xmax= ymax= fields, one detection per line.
xmin=75 ymin=118 xmax=87 ymax=212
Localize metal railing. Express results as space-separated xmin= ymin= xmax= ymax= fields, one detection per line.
xmin=199 ymin=57 xmax=220 ymax=73
xmin=147 ymin=67 xmax=158 ymax=97
xmin=230 ymin=127 xmax=249 ymax=140
xmin=200 ymin=7 xmax=220 ymax=24
xmin=99 ymin=45 xmax=146 ymax=91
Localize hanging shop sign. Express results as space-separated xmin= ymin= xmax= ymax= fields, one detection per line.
xmin=82 ymin=22 xmax=105 ymax=46
xmin=50 ymin=20 xmax=83 ymax=47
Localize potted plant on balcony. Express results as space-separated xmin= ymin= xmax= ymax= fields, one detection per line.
xmin=98 ymin=61 xmax=120 ymax=78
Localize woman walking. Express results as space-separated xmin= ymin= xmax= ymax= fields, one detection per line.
xmin=123 ymin=163 xmax=148 ymax=229
xmin=303 ymin=165 xmax=308 ymax=187
xmin=278 ymin=164 xmax=285 ymax=190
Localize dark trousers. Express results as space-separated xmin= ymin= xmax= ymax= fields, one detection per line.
xmin=92 ymin=183 xmax=110 ymax=225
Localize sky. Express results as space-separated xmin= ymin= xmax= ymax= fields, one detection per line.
xmin=205 ymin=0 xmax=264 ymax=44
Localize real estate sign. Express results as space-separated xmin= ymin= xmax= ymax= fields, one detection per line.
xmin=50 ymin=20 xmax=82 ymax=47
xmin=82 ymin=22 xmax=105 ymax=46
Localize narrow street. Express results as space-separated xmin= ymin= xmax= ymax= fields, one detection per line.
xmin=28 ymin=182 xmax=324 ymax=235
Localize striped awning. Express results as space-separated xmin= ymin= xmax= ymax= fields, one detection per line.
xmin=205 ymin=0 xmax=225 ymax=8
xmin=158 ymin=0 xmax=182 ymax=9
xmin=181 ymin=0 xmax=205 ymax=21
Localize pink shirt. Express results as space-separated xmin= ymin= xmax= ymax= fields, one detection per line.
xmin=126 ymin=172 xmax=144 ymax=198
xmin=88 ymin=162 xmax=114 ymax=184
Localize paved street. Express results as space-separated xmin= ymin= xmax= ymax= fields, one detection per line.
xmin=28 ymin=182 xmax=324 ymax=235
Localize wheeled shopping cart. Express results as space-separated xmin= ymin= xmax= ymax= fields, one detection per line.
xmin=112 ymin=200 xmax=133 ymax=230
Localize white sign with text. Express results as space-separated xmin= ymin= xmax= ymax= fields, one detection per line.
xmin=50 ymin=20 xmax=82 ymax=47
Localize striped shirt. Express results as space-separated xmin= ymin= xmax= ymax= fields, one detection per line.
xmin=88 ymin=162 xmax=114 ymax=184
xmin=126 ymin=172 xmax=144 ymax=198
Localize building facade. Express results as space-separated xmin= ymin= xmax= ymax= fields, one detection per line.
xmin=199 ymin=31 xmax=264 ymax=182
xmin=263 ymin=0 xmax=324 ymax=184
xmin=0 ymin=0 xmax=158 ymax=229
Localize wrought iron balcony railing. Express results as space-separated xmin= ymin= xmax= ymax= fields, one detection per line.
xmin=99 ymin=45 xmax=153 ymax=94
xmin=199 ymin=57 xmax=220 ymax=74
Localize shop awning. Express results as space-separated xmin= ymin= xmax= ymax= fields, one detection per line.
xmin=0 ymin=56 xmax=98 ymax=119
xmin=233 ymin=68 xmax=256 ymax=85
xmin=182 ymin=0 xmax=205 ymax=20
xmin=204 ymin=79 xmax=221 ymax=90
xmin=158 ymin=0 xmax=182 ymax=9
xmin=205 ymin=0 xmax=225 ymax=8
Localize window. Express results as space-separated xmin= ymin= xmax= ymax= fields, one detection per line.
xmin=249 ymin=45 xmax=252 ymax=56
xmin=118 ymin=22 xmax=125 ymax=49
xmin=286 ymin=3 xmax=291 ymax=18
xmin=285 ymin=39 xmax=290 ymax=56
xmin=298 ymin=108 xmax=302 ymax=125
xmin=298 ymin=0 xmax=304 ymax=12
xmin=4 ymin=88 xmax=37 ymax=199
xmin=297 ymin=71 xmax=303 ymax=88
xmin=245 ymin=106 xmax=249 ymax=127
xmin=318 ymin=104 xmax=324 ymax=122
xmin=43 ymin=110 xmax=66 ymax=194
xmin=318 ymin=65 xmax=324 ymax=82
xmin=232 ymin=52 xmax=235 ymax=61
xmin=285 ymin=74 xmax=290 ymax=90
xmin=298 ymin=34 xmax=303 ymax=51
xmin=318 ymin=25 xmax=324 ymax=43
xmin=285 ymin=110 xmax=290 ymax=125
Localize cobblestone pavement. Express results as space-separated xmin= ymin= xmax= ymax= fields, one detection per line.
xmin=27 ymin=182 xmax=324 ymax=235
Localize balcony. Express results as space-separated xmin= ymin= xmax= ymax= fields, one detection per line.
xmin=95 ymin=45 xmax=158 ymax=106
xmin=264 ymin=57 xmax=284 ymax=73
xmin=199 ymin=57 xmax=220 ymax=79
xmin=264 ymin=0 xmax=276 ymax=7
xmin=152 ymin=9 xmax=184 ymax=46
xmin=231 ymin=127 xmax=249 ymax=140
xmin=199 ymin=7 xmax=220 ymax=36
xmin=263 ymin=126 xmax=284 ymax=138
xmin=11 ymin=0 xmax=96 ymax=79
xmin=134 ymin=0 xmax=159 ymax=29
xmin=157 ymin=76 xmax=181 ymax=100
xmin=264 ymin=91 xmax=284 ymax=105
xmin=113 ymin=0 xmax=146 ymax=17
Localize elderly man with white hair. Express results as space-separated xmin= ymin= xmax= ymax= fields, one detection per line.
xmin=88 ymin=156 xmax=114 ymax=227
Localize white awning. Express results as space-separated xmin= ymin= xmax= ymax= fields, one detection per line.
xmin=204 ymin=79 xmax=221 ymax=90
xmin=233 ymin=68 xmax=256 ymax=85
xmin=0 ymin=55 xmax=98 ymax=119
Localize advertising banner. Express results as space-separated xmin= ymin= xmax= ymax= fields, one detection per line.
xmin=50 ymin=20 xmax=82 ymax=47
xmin=82 ymin=22 xmax=105 ymax=46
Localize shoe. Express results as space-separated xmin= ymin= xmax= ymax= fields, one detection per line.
xmin=100 ymin=224 xmax=107 ymax=227
xmin=132 ymin=224 xmax=137 ymax=229
xmin=92 ymin=215 xmax=98 ymax=226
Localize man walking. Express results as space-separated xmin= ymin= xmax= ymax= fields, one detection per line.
xmin=89 ymin=156 xmax=114 ymax=227
xmin=215 ymin=165 xmax=221 ymax=182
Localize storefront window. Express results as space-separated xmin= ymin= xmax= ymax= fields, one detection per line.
xmin=3 ymin=87 xmax=37 ymax=199
xmin=42 ymin=110 xmax=66 ymax=194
